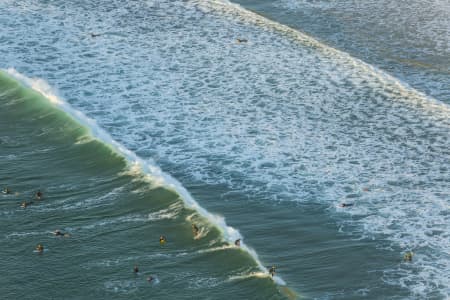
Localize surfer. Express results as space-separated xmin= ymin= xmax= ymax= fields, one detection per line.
xmin=134 ymin=265 xmax=139 ymax=274
xmin=236 ymin=38 xmax=248 ymax=43
xmin=159 ymin=235 xmax=167 ymax=244
xmin=90 ymin=33 xmax=101 ymax=37
xmin=53 ymin=230 xmax=69 ymax=237
xmin=21 ymin=201 xmax=33 ymax=208
xmin=147 ymin=276 xmax=154 ymax=283
xmin=192 ymin=224 xmax=199 ymax=236
xmin=36 ymin=244 xmax=44 ymax=253
xmin=234 ymin=239 xmax=241 ymax=247
xmin=340 ymin=203 xmax=353 ymax=208
xmin=35 ymin=190 xmax=43 ymax=200
xmin=2 ymin=187 xmax=11 ymax=194
xmin=404 ymin=251 xmax=413 ymax=262
xmin=269 ymin=266 xmax=276 ymax=277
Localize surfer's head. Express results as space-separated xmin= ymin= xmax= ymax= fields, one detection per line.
xmin=36 ymin=244 xmax=44 ymax=252
xmin=404 ymin=252 xmax=413 ymax=261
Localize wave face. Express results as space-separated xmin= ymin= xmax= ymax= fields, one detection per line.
xmin=1 ymin=0 xmax=449 ymax=298
xmin=5 ymin=66 xmax=277 ymax=277
xmin=0 ymin=72 xmax=284 ymax=299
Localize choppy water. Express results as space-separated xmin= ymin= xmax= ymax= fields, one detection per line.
xmin=1 ymin=0 xmax=449 ymax=299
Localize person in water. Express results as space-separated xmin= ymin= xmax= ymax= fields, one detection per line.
xmin=404 ymin=251 xmax=413 ymax=262
xmin=35 ymin=190 xmax=43 ymax=200
xmin=192 ymin=224 xmax=199 ymax=236
xmin=53 ymin=230 xmax=69 ymax=237
xmin=36 ymin=244 xmax=44 ymax=253
xmin=21 ymin=201 xmax=33 ymax=208
xmin=236 ymin=38 xmax=248 ymax=43
xmin=134 ymin=265 xmax=139 ymax=274
xmin=340 ymin=203 xmax=354 ymax=208
xmin=269 ymin=266 xmax=276 ymax=277
xmin=159 ymin=235 xmax=166 ymax=244
xmin=147 ymin=276 xmax=154 ymax=283
xmin=90 ymin=33 xmax=101 ymax=37
xmin=2 ymin=187 xmax=11 ymax=194
xmin=234 ymin=239 xmax=241 ymax=247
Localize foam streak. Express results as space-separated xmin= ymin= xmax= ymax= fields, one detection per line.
xmin=3 ymin=68 xmax=284 ymax=285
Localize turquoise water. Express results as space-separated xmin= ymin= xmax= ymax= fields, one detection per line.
xmin=0 ymin=73 xmax=282 ymax=299
xmin=1 ymin=0 xmax=449 ymax=299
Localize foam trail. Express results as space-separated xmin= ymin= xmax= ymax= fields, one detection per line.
xmin=3 ymin=68 xmax=284 ymax=285
xmin=202 ymin=0 xmax=450 ymax=112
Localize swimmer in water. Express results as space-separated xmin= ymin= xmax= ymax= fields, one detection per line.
xmin=234 ymin=239 xmax=241 ymax=247
xmin=53 ymin=230 xmax=70 ymax=237
xmin=340 ymin=203 xmax=354 ymax=208
xmin=404 ymin=251 xmax=413 ymax=262
xmin=20 ymin=201 xmax=33 ymax=208
xmin=134 ymin=265 xmax=139 ymax=274
xmin=147 ymin=276 xmax=154 ymax=283
xmin=35 ymin=190 xmax=43 ymax=200
xmin=192 ymin=224 xmax=199 ymax=236
xmin=269 ymin=266 xmax=276 ymax=277
xmin=159 ymin=235 xmax=166 ymax=244
xmin=36 ymin=244 xmax=44 ymax=253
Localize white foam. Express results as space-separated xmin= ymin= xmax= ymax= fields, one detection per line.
xmin=199 ymin=0 xmax=450 ymax=106
xmin=82 ymin=251 xmax=190 ymax=270
xmin=103 ymin=279 xmax=139 ymax=294
xmin=1 ymin=0 xmax=449 ymax=296
xmin=4 ymin=68 xmax=279 ymax=283
xmin=5 ymin=231 xmax=46 ymax=239
xmin=147 ymin=202 xmax=182 ymax=221
xmin=197 ymin=244 xmax=236 ymax=254
xmin=229 ymin=271 xmax=285 ymax=285
xmin=80 ymin=214 xmax=149 ymax=230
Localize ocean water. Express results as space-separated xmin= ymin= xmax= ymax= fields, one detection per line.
xmin=234 ymin=0 xmax=450 ymax=103
xmin=0 ymin=0 xmax=449 ymax=299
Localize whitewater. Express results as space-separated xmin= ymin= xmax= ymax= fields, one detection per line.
xmin=1 ymin=0 xmax=449 ymax=298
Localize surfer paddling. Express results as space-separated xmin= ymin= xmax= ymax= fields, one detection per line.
xmin=21 ymin=201 xmax=33 ymax=208
xmin=53 ymin=230 xmax=70 ymax=237
xmin=35 ymin=190 xmax=43 ymax=200
xmin=36 ymin=244 xmax=44 ymax=253
xmin=404 ymin=251 xmax=413 ymax=262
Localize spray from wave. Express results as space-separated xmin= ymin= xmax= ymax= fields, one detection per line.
xmin=3 ymin=67 xmax=286 ymax=286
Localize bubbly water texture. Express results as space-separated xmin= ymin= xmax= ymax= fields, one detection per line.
xmin=244 ymin=0 xmax=450 ymax=102
xmin=5 ymin=67 xmax=280 ymax=285
xmin=1 ymin=0 xmax=449 ymax=298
